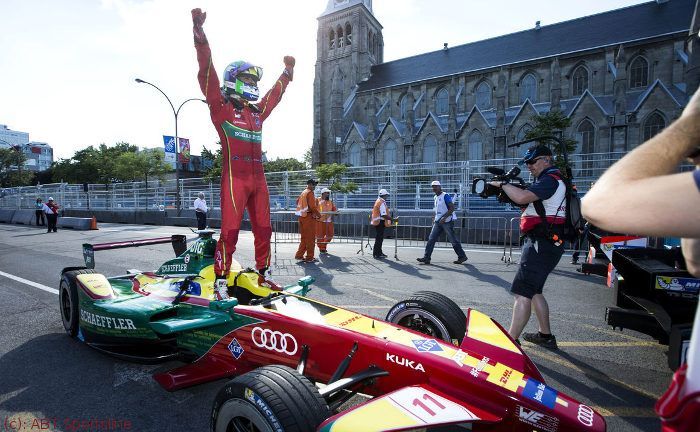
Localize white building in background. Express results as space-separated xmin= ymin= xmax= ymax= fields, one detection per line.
xmin=22 ymin=142 xmax=53 ymax=172
xmin=0 ymin=124 xmax=54 ymax=171
xmin=0 ymin=124 xmax=29 ymax=148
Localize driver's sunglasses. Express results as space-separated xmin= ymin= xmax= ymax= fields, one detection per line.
xmin=525 ymin=157 xmax=544 ymax=165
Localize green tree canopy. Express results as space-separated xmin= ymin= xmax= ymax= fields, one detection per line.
xmin=523 ymin=110 xmax=578 ymax=177
xmin=316 ymin=163 xmax=358 ymax=194
xmin=264 ymin=157 xmax=307 ymax=173
xmin=114 ymin=148 xmax=171 ymax=186
xmin=0 ymin=148 xmax=32 ymax=187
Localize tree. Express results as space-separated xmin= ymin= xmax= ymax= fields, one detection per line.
xmin=523 ymin=110 xmax=578 ymax=176
xmin=264 ymin=157 xmax=307 ymax=173
xmin=0 ymin=148 xmax=32 ymax=187
xmin=114 ymin=149 xmax=171 ymax=186
xmin=303 ymin=147 xmax=313 ymax=169
xmin=315 ymin=163 xmax=358 ymax=194
xmin=201 ymin=145 xmax=222 ymax=182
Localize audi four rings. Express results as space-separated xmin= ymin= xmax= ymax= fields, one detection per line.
xmin=251 ymin=327 xmax=299 ymax=356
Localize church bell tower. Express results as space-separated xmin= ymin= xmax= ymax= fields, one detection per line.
xmin=313 ymin=0 xmax=383 ymax=165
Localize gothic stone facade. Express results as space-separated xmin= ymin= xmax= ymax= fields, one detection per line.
xmin=313 ymin=0 xmax=700 ymax=167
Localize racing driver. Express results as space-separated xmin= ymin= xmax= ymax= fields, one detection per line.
xmin=192 ymin=8 xmax=294 ymax=292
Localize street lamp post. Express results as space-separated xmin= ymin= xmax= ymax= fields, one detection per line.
xmin=135 ymin=78 xmax=205 ymax=215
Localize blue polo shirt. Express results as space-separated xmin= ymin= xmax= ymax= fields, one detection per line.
xmin=694 ymin=170 xmax=700 ymax=192
xmin=528 ymin=167 xmax=561 ymax=200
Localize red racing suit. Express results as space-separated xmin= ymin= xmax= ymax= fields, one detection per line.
xmin=194 ymin=39 xmax=290 ymax=276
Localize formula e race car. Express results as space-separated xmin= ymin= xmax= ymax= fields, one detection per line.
xmin=59 ymin=231 xmax=605 ymax=431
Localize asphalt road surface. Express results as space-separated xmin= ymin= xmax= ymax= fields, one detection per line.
xmin=0 ymin=222 xmax=673 ymax=431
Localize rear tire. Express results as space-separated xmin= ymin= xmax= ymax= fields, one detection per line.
xmin=211 ymin=365 xmax=330 ymax=432
xmin=386 ymin=290 xmax=467 ymax=346
xmin=59 ymin=269 xmax=95 ymax=337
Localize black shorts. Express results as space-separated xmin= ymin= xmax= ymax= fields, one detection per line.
xmin=510 ymin=237 xmax=564 ymax=299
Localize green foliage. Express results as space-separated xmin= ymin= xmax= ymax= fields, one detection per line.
xmin=315 ymin=163 xmax=358 ymax=194
xmin=303 ymin=147 xmax=313 ymax=169
xmin=113 ymin=148 xmax=172 ymax=185
xmin=0 ymin=148 xmax=33 ymax=187
xmin=50 ymin=142 xmax=170 ymax=185
xmin=524 ymin=110 xmax=578 ymax=176
xmin=264 ymin=157 xmax=307 ymax=173
xmin=201 ymin=145 xmax=222 ymax=182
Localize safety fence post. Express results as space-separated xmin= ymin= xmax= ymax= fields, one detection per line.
xmin=283 ymin=171 xmax=289 ymax=210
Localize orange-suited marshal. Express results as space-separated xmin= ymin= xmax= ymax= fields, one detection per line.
xmin=316 ymin=188 xmax=337 ymax=253
xmin=295 ymin=179 xmax=320 ymax=262
xmin=192 ymin=8 xmax=293 ymax=287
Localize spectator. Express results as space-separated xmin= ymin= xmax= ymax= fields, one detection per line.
xmin=416 ymin=180 xmax=467 ymax=265
xmin=316 ymin=188 xmax=337 ymax=254
xmin=582 ymin=87 xmax=700 ymax=432
xmin=371 ymin=189 xmax=391 ymax=259
xmin=42 ymin=197 xmax=59 ymax=233
xmin=34 ymin=197 xmax=46 ymax=227
xmin=295 ymin=178 xmax=320 ymax=262
xmin=193 ymin=192 xmax=208 ymax=230
xmin=490 ymin=145 xmax=567 ymax=348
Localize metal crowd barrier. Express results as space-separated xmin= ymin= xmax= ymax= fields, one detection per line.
xmin=271 ymin=210 xmax=369 ymax=267
xmin=372 ymin=215 xmax=511 ymax=262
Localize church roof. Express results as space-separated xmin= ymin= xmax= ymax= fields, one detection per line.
xmin=357 ymin=0 xmax=694 ymax=92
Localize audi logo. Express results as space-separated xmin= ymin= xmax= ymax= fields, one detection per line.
xmin=577 ymin=404 xmax=594 ymax=427
xmin=251 ymin=327 xmax=298 ymax=356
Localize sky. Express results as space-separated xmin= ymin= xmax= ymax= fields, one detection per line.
xmin=0 ymin=0 xmax=650 ymax=162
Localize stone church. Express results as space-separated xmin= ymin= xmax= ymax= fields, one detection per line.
xmin=312 ymin=0 xmax=700 ymax=167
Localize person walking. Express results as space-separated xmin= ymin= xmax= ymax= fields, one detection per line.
xmin=193 ymin=192 xmax=208 ymax=230
xmin=417 ymin=180 xmax=467 ymax=265
xmin=34 ymin=197 xmax=46 ymax=227
xmin=42 ymin=197 xmax=59 ymax=233
xmin=191 ymin=8 xmax=294 ymax=291
xmin=371 ymin=189 xmax=392 ymax=259
xmin=295 ymin=178 xmax=320 ymax=262
xmin=489 ymin=145 xmax=566 ymax=348
xmin=316 ymin=188 xmax=337 ymax=254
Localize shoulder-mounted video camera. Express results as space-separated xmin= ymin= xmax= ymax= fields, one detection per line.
xmin=471 ymin=166 xmax=529 ymax=205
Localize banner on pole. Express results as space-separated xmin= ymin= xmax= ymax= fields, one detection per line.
xmin=179 ymin=137 xmax=191 ymax=164
xmin=163 ymin=135 xmax=176 ymax=167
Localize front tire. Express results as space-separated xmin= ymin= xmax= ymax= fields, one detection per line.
xmin=386 ymin=290 xmax=466 ymax=346
xmin=59 ymin=269 xmax=95 ymax=337
xmin=211 ymin=365 xmax=331 ymax=432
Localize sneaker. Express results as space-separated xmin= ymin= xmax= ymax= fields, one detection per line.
xmin=379 ymin=254 xmax=388 ymax=258
xmin=523 ymin=332 xmax=558 ymax=349
xmin=416 ymin=257 xmax=430 ymax=265
xmin=319 ymin=250 xmax=328 ymax=254
xmin=454 ymin=256 xmax=468 ymax=264
xmin=303 ymin=258 xmax=317 ymax=263
xmin=294 ymin=255 xmax=304 ymax=261
xmin=214 ymin=277 xmax=230 ymax=300
xmin=258 ymin=268 xmax=282 ymax=291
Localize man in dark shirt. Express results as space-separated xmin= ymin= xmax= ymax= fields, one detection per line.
xmin=490 ymin=145 xmax=566 ymax=348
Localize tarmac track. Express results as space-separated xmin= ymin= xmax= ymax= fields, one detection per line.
xmin=0 ymin=223 xmax=673 ymax=431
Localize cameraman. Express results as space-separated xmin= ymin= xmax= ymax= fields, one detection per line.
xmin=490 ymin=145 xmax=566 ymax=348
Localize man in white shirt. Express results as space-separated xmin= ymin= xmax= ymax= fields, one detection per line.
xmin=193 ymin=192 xmax=208 ymax=230
xmin=417 ymin=181 xmax=467 ymax=265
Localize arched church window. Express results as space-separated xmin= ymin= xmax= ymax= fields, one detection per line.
xmin=345 ymin=24 xmax=352 ymax=46
xmin=329 ymin=29 xmax=335 ymax=50
xmin=348 ymin=142 xmax=361 ymax=166
xmin=423 ymin=135 xmax=437 ymax=163
xmin=337 ymin=26 xmax=344 ymax=48
xmin=399 ymin=95 xmax=408 ymax=120
xmin=519 ymin=73 xmax=537 ymax=103
xmin=643 ymin=112 xmax=666 ymax=142
xmin=576 ymin=119 xmax=595 ymax=154
xmin=468 ymin=130 xmax=483 ymax=160
xmin=435 ymin=88 xmax=448 ymax=115
xmin=475 ymin=81 xmax=492 ymax=110
xmin=384 ymin=140 xmax=397 ymax=165
xmin=630 ymin=56 xmax=649 ymax=89
xmin=572 ymin=66 xmax=589 ymax=97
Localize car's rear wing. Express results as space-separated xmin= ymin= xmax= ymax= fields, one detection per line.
xmin=82 ymin=235 xmax=187 ymax=269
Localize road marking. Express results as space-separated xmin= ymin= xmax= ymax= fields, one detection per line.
xmin=556 ymin=341 xmax=661 ymax=348
xmin=591 ymin=406 xmax=657 ymax=418
xmin=0 ymin=270 xmax=58 ymax=295
xmin=525 ymin=344 xmax=662 ymax=399
xmin=360 ymin=288 xmax=397 ymax=303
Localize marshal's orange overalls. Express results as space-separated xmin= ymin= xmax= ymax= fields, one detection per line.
xmin=315 ymin=198 xmax=337 ymax=252
xmin=194 ymin=30 xmax=290 ymax=276
xmin=295 ymin=188 xmax=320 ymax=260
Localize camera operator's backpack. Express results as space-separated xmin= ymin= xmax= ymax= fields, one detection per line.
xmin=533 ymin=173 xmax=585 ymax=243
